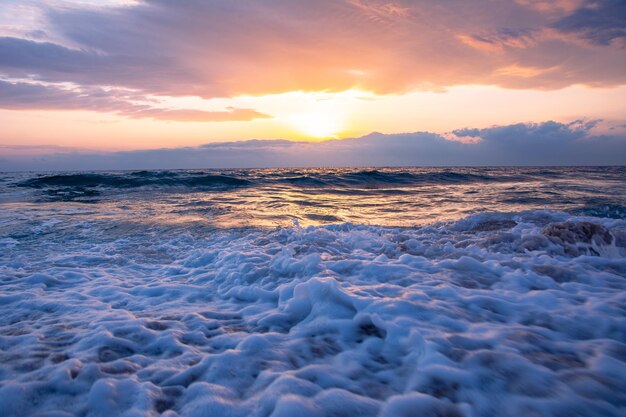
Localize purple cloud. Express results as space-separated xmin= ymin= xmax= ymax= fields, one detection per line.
xmin=0 ymin=0 xmax=623 ymax=106
xmin=0 ymin=80 xmax=270 ymax=121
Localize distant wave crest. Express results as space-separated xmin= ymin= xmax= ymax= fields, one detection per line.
xmin=279 ymin=169 xmax=526 ymax=188
xmin=19 ymin=172 xmax=252 ymax=190
xmin=19 ymin=169 xmax=530 ymax=190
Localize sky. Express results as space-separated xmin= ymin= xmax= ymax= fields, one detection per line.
xmin=0 ymin=0 xmax=625 ymax=168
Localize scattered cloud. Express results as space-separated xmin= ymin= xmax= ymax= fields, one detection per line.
xmin=0 ymin=79 xmax=270 ymax=122
xmin=347 ymin=0 xmax=412 ymax=22
xmin=493 ymin=64 xmax=558 ymax=78
xmin=458 ymin=30 xmax=538 ymax=53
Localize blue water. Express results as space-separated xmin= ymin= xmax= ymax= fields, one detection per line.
xmin=2 ymin=167 xmax=625 ymax=229
xmin=1 ymin=167 xmax=625 ymax=417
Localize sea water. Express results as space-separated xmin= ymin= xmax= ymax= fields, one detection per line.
xmin=0 ymin=167 xmax=625 ymax=416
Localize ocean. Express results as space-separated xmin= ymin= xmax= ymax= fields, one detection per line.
xmin=1 ymin=167 xmax=625 ymax=416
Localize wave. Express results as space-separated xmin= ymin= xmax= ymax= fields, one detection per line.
xmin=273 ymin=170 xmax=526 ymax=188
xmin=10 ymin=168 xmax=624 ymax=214
xmin=19 ymin=172 xmax=252 ymax=190
xmin=571 ymin=204 xmax=626 ymax=219
xmin=1 ymin=209 xmax=625 ymax=416
xmin=18 ymin=170 xmax=524 ymax=188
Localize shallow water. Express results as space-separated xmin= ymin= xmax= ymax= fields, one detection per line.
xmin=0 ymin=167 xmax=625 ymax=417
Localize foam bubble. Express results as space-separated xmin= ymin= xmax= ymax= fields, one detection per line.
xmin=0 ymin=210 xmax=625 ymax=416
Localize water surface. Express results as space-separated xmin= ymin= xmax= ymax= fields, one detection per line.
xmin=0 ymin=167 xmax=625 ymax=417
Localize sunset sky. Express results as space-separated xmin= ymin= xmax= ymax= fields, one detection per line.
xmin=0 ymin=0 xmax=625 ymax=167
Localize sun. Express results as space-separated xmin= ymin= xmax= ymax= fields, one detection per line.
xmin=290 ymin=111 xmax=343 ymax=139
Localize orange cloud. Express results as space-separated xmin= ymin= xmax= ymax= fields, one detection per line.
xmin=493 ymin=64 xmax=558 ymax=78
xmin=130 ymin=107 xmax=271 ymax=123
xmin=457 ymin=31 xmax=538 ymax=53
xmin=0 ymin=0 xmax=623 ymax=105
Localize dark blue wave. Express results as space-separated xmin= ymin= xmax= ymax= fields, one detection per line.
xmin=20 ymin=172 xmax=252 ymax=189
xmin=272 ymin=170 xmax=526 ymax=188
xmin=18 ymin=169 xmax=529 ymax=192
xmin=5 ymin=167 xmax=625 ymax=217
xmin=20 ymin=168 xmax=618 ymax=203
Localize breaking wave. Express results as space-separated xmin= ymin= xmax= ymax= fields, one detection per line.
xmin=1 ymin=166 xmax=626 ymax=416
xmin=0 ymin=209 xmax=625 ymax=417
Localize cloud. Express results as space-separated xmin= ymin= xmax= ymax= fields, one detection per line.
xmin=551 ymin=0 xmax=626 ymax=45
xmin=0 ymin=143 xmax=88 ymax=156
xmin=0 ymin=0 xmax=624 ymax=108
xmin=458 ymin=29 xmax=538 ymax=53
xmin=0 ymin=79 xmax=270 ymax=122
xmin=347 ymin=0 xmax=412 ymax=21
xmin=2 ymin=120 xmax=624 ymax=171
xmin=492 ymin=64 xmax=557 ymax=78
xmin=515 ymin=0 xmax=586 ymax=14
xmin=129 ymin=107 xmax=270 ymax=122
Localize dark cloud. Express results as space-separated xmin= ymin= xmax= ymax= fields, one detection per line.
xmin=0 ymin=80 xmax=270 ymax=122
xmin=552 ymin=0 xmax=626 ymax=45
xmin=2 ymin=121 xmax=624 ymax=171
xmin=0 ymin=0 xmax=623 ymax=106
xmin=0 ymin=37 xmax=99 ymax=74
xmin=449 ymin=120 xmax=607 ymax=165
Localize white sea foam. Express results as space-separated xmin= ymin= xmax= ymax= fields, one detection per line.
xmin=0 ymin=210 xmax=625 ymax=417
